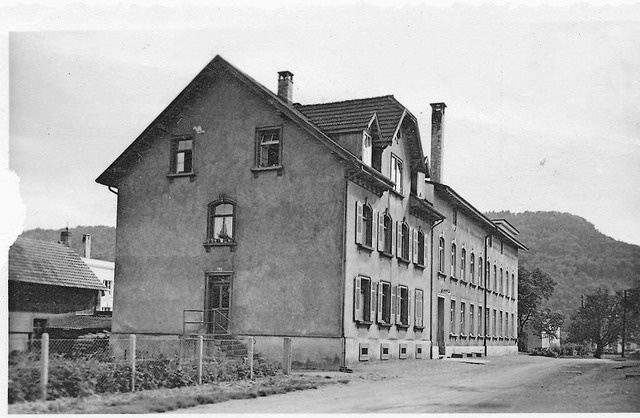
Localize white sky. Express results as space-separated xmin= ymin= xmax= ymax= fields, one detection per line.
xmin=2 ymin=1 xmax=640 ymax=247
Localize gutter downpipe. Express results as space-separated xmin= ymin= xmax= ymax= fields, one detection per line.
xmin=340 ymin=164 xmax=366 ymax=370
xmin=430 ymin=217 xmax=444 ymax=359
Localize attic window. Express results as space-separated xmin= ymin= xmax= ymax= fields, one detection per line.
xmin=170 ymin=136 xmax=194 ymax=175
xmin=362 ymin=132 xmax=372 ymax=166
xmin=256 ymin=127 xmax=282 ymax=168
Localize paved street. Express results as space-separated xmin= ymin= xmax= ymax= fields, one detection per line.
xmin=175 ymin=354 xmax=640 ymax=413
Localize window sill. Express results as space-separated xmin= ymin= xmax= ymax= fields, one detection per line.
xmin=203 ymin=241 xmax=237 ymax=253
xmin=379 ymin=251 xmax=394 ymax=259
xmin=378 ymin=322 xmax=393 ymax=329
xmin=460 ymin=280 xmax=468 ymax=286
xmin=167 ymin=172 xmax=196 ymax=182
xmin=355 ymin=320 xmax=373 ymax=328
xmin=449 ymin=333 xmax=459 ymax=338
xmin=469 ymin=283 xmax=478 ymax=289
xmin=413 ymin=325 xmax=426 ymax=331
xmin=251 ymin=165 xmax=283 ymax=177
xmin=414 ymin=263 xmax=426 ymax=271
xmin=357 ymin=243 xmax=374 ymax=253
xmin=437 ymin=271 xmax=447 ymax=280
xmin=450 ymin=276 xmax=459 ymax=283
xmin=460 ymin=333 xmax=468 ymax=339
xmin=397 ymin=257 xmax=411 ymax=266
xmin=396 ymin=324 xmax=410 ymax=330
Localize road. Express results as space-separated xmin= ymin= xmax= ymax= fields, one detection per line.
xmin=175 ymin=354 xmax=640 ymax=413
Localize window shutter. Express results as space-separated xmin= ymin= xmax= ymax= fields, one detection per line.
xmin=371 ymin=209 xmax=378 ymax=247
xmin=396 ymin=222 xmax=402 ymax=256
xmin=408 ymin=289 xmax=412 ymax=327
xmin=415 ymin=290 xmax=423 ymax=327
xmin=354 ymin=276 xmax=361 ymax=321
xmin=424 ymin=234 xmax=429 ymax=268
xmin=413 ymin=229 xmax=419 ymax=262
xmin=377 ymin=282 xmax=383 ymax=323
xmin=355 ymin=201 xmax=363 ymax=244
xmin=391 ymin=285 xmax=397 ymax=324
xmin=370 ymin=281 xmax=377 ymax=322
xmin=377 ymin=213 xmax=385 ymax=251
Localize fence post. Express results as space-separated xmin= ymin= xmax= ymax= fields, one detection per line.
xmin=130 ymin=334 xmax=136 ymax=392
xmin=40 ymin=333 xmax=49 ymax=401
xmin=248 ymin=336 xmax=254 ymax=380
xmin=283 ymin=337 xmax=292 ymax=375
xmin=197 ymin=335 xmax=204 ymax=385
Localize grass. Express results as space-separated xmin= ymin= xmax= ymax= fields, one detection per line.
xmin=8 ymin=373 xmax=349 ymax=414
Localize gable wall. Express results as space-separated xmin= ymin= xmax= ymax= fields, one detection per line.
xmin=112 ymin=73 xmax=346 ymax=338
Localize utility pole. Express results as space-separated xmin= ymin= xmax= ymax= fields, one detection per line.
xmin=621 ymin=290 xmax=627 ymax=358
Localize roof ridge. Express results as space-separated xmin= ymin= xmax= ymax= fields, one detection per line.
xmin=296 ymin=94 xmax=396 ymax=108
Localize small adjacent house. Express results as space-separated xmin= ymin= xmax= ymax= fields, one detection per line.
xmin=96 ymin=55 xmax=525 ymax=367
xmin=79 ymin=234 xmax=115 ymax=312
xmin=8 ymin=234 xmax=107 ymax=351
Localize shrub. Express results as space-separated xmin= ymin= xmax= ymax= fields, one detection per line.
xmin=529 ymin=347 xmax=558 ymax=357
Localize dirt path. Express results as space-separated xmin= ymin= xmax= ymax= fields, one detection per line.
xmin=175 ymin=355 xmax=640 ymax=413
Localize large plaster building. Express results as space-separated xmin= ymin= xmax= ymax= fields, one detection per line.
xmin=97 ymin=55 xmax=525 ymax=367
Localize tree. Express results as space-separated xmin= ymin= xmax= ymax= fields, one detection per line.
xmin=517 ymin=266 xmax=557 ymax=350
xmin=530 ymin=307 xmax=564 ymax=341
xmin=568 ymin=288 xmax=622 ymax=358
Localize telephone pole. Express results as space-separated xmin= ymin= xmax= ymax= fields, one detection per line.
xmin=621 ymin=290 xmax=627 ymax=358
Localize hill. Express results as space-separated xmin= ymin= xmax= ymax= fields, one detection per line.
xmin=486 ymin=211 xmax=640 ymax=322
xmin=19 ymin=225 xmax=116 ymax=262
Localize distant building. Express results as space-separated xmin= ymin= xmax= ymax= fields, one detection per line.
xmin=79 ymin=234 xmax=115 ymax=311
xmin=8 ymin=233 xmax=107 ymax=351
xmin=522 ymin=323 xmax=560 ymax=350
xmin=96 ymin=55 xmax=525 ymax=367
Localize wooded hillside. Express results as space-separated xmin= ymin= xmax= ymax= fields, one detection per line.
xmin=486 ymin=211 xmax=640 ymax=322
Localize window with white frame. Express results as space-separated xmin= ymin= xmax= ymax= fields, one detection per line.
xmin=378 ymin=212 xmax=393 ymax=254
xmin=450 ymin=243 xmax=457 ymax=277
xmin=512 ymin=273 xmax=516 ymax=298
xmin=505 ymin=269 xmax=509 ymax=296
xmin=512 ymin=313 xmax=516 ymax=336
xmin=460 ymin=248 xmax=466 ymax=281
xmin=450 ymin=299 xmax=456 ymax=335
xmin=493 ymin=264 xmax=497 ymax=291
xmin=478 ymin=305 xmax=483 ymax=335
xmin=439 ymin=237 xmax=445 ymax=273
xmin=397 ymin=285 xmax=410 ymax=326
xmin=416 ymin=229 xmax=425 ymax=266
xmin=170 ymin=136 xmax=194 ymax=174
xmin=256 ymin=127 xmax=282 ymax=168
xmin=486 ymin=307 xmax=490 ymax=336
xmin=460 ymin=302 xmax=466 ymax=335
xmin=377 ymin=281 xmax=392 ymax=324
xmin=505 ymin=312 xmax=509 ymax=337
xmin=362 ymin=132 xmax=372 ymax=166
xmin=390 ymin=154 xmax=403 ymax=194
xmin=207 ymin=199 xmax=236 ymax=244
xmin=478 ymin=257 xmax=483 ymax=286
xmin=354 ymin=276 xmax=375 ymax=323
xmin=470 ymin=304 xmax=475 ymax=335
xmin=470 ymin=253 xmax=475 ymax=284
xmin=355 ymin=202 xmax=374 ymax=248
xmin=499 ymin=311 xmax=503 ymax=336
xmin=414 ymin=289 xmax=424 ymax=327
xmin=493 ymin=309 xmax=497 ymax=336
xmin=499 ymin=268 xmax=503 ymax=294
xmin=398 ymin=221 xmax=410 ymax=261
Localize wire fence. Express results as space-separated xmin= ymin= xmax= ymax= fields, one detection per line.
xmin=8 ymin=333 xmax=285 ymax=404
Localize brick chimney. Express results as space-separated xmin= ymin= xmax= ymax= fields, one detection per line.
xmin=277 ymin=71 xmax=294 ymax=104
xmin=430 ymin=102 xmax=447 ymax=183
xmin=82 ymin=234 xmax=91 ymax=259
xmin=60 ymin=227 xmax=71 ymax=247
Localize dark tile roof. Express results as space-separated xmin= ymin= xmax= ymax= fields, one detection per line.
xmin=9 ymin=237 xmax=106 ymax=291
xmin=295 ymin=95 xmax=405 ymax=141
xmin=48 ymin=314 xmax=112 ymax=330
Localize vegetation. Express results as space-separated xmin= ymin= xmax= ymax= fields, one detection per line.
xmin=517 ymin=266 xmax=564 ymax=350
xmin=486 ymin=211 xmax=640 ymax=329
xmin=567 ymin=288 xmax=622 ymax=358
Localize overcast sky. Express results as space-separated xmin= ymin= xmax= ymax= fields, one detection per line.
xmin=3 ymin=1 xmax=640 ymax=247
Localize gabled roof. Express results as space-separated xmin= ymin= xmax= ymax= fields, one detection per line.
xmin=430 ymin=182 xmax=528 ymax=251
xmin=96 ymin=55 xmax=394 ymax=193
xmin=295 ymin=95 xmax=404 ymax=142
xmin=9 ymin=237 xmax=106 ymax=291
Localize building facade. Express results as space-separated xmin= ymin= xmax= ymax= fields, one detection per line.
xmin=97 ymin=55 xmax=525 ymax=367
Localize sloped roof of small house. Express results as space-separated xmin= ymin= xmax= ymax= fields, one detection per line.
xmin=295 ymin=95 xmax=405 ymax=140
xmin=9 ymin=237 xmax=106 ymax=291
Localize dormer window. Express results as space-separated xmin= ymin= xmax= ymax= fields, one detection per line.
xmin=170 ymin=136 xmax=194 ymax=174
xmin=362 ymin=132 xmax=372 ymax=166
xmin=390 ymin=154 xmax=403 ymax=194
